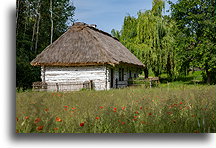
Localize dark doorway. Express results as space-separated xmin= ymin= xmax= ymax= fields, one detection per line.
xmin=110 ymin=69 xmax=114 ymax=88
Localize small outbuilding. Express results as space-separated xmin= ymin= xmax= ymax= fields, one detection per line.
xmin=31 ymin=22 xmax=144 ymax=91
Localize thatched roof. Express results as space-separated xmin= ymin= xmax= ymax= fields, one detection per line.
xmin=31 ymin=22 xmax=144 ymax=68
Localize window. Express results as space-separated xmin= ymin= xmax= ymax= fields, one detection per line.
xmin=119 ymin=68 xmax=124 ymax=81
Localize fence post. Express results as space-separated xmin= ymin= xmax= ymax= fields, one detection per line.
xmin=56 ymin=83 xmax=59 ymax=92
xmin=90 ymin=80 xmax=93 ymax=90
xmin=115 ymin=78 xmax=118 ymax=88
xmin=150 ymin=79 xmax=152 ymax=88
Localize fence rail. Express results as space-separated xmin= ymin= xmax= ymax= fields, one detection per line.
xmin=128 ymin=77 xmax=160 ymax=88
xmin=32 ymin=81 xmax=93 ymax=92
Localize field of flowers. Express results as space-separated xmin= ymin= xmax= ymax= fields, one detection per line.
xmin=16 ymin=85 xmax=215 ymax=133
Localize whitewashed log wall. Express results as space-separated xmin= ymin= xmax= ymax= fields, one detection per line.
xmin=41 ymin=65 xmax=142 ymax=91
xmin=41 ymin=66 xmax=107 ymax=91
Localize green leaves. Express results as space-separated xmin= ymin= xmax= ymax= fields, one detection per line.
xmin=170 ymin=0 xmax=216 ymax=84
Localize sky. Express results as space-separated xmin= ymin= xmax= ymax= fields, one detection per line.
xmin=73 ymin=0 xmax=177 ymax=33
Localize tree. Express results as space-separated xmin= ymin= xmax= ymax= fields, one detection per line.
xmin=169 ymin=0 xmax=216 ymax=84
xmin=112 ymin=0 xmax=176 ymax=79
xmin=16 ymin=0 xmax=76 ymax=90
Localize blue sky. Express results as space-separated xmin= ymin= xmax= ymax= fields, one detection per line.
xmin=73 ymin=0 xmax=177 ymax=33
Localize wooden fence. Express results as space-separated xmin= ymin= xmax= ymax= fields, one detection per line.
xmin=127 ymin=77 xmax=160 ymax=88
xmin=32 ymin=80 xmax=93 ymax=92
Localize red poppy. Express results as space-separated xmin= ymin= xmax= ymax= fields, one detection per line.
xmin=113 ymin=107 xmax=117 ymax=110
xmin=95 ymin=117 xmax=100 ymax=120
xmin=121 ymin=122 xmax=125 ymax=125
xmin=16 ymin=117 xmax=18 ymax=121
xmin=80 ymin=122 xmax=85 ymax=127
xmin=135 ymin=111 xmax=139 ymax=114
xmin=140 ymin=107 xmax=143 ymax=109
xmin=64 ymin=108 xmax=68 ymax=111
xmin=148 ymin=113 xmax=152 ymax=116
xmin=140 ymin=121 xmax=146 ymax=124
xmin=167 ymin=112 xmax=172 ymax=115
xmin=64 ymin=106 xmax=68 ymax=108
xmin=122 ymin=107 xmax=126 ymax=110
xmin=72 ymin=107 xmax=76 ymax=110
xmin=179 ymin=102 xmax=183 ymax=105
xmin=34 ymin=118 xmax=41 ymax=123
xmin=36 ymin=126 xmax=44 ymax=131
xmin=53 ymin=128 xmax=59 ymax=130
xmin=25 ymin=116 xmax=29 ymax=119
xmin=99 ymin=106 xmax=104 ymax=109
xmin=132 ymin=119 xmax=137 ymax=121
xmin=44 ymin=108 xmax=49 ymax=112
xmin=56 ymin=117 xmax=62 ymax=122
xmin=134 ymin=116 xmax=138 ymax=118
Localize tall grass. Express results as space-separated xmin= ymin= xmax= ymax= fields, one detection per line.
xmin=16 ymin=85 xmax=215 ymax=133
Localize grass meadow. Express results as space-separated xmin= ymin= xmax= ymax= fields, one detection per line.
xmin=16 ymin=84 xmax=215 ymax=133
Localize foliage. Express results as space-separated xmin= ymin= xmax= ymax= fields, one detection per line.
xmin=16 ymin=0 xmax=75 ymax=89
xmin=169 ymin=0 xmax=216 ymax=84
xmin=112 ymin=0 xmax=176 ymax=79
xmin=16 ymin=85 xmax=216 ymax=133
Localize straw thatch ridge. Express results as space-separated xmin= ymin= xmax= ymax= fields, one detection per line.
xmin=31 ymin=22 xmax=144 ymax=68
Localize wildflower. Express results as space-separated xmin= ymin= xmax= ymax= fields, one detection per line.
xmin=179 ymin=102 xmax=183 ymax=105
xmin=167 ymin=112 xmax=172 ymax=115
xmin=44 ymin=108 xmax=49 ymax=112
xmin=140 ymin=121 xmax=146 ymax=124
xmin=34 ymin=118 xmax=41 ymax=123
xmin=122 ymin=107 xmax=126 ymax=110
xmin=135 ymin=111 xmax=139 ymax=114
xmin=16 ymin=117 xmax=18 ymax=121
xmin=121 ymin=122 xmax=125 ymax=125
xmin=99 ymin=106 xmax=104 ymax=109
xmin=36 ymin=126 xmax=44 ymax=131
xmin=95 ymin=117 xmax=100 ymax=120
xmin=57 ymin=94 xmax=62 ymax=97
xmin=56 ymin=117 xmax=62 ymax=122
xmin=132 ymin=119 xmax=137 ymax=121
xmin=25 ymin=116 xmax=29 ymax=119
xmin=53 ymin=128 xmax=59 ymax=130
xmin=134 ymin=116 xmax=138 ymax=118
xmin=140 ymin=107 xmax=142 ymax=109
xmin=64 ymin=108 xmax=68 ymax=111
xmin=64 ymin=106 xmax=68 ymax=108
xmin=80 ymin=122 xmax=85 ymax=127
xmin=71 ymin=107 xmax=76 ymax=110
xmin=148 ymin=113 xmax=152 ymax=116
xmin=113 ymin=107 xmax=117 ymax=110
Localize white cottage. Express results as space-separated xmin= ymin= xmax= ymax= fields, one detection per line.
xmin=31 ymin=22 xmax=144 ymax=91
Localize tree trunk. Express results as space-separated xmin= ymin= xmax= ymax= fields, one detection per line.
xmin=35 ymin=1 xmax=41 ymax=54
xmin=144 ymin=67 xmax=149 ymax=79
xmin=50 ymin=0 xmax=53 ymax=44
xmin=206 ymin=69 xmax=211 ymax=84
xmin=31 ymin=21 xmax=36 ymax=51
